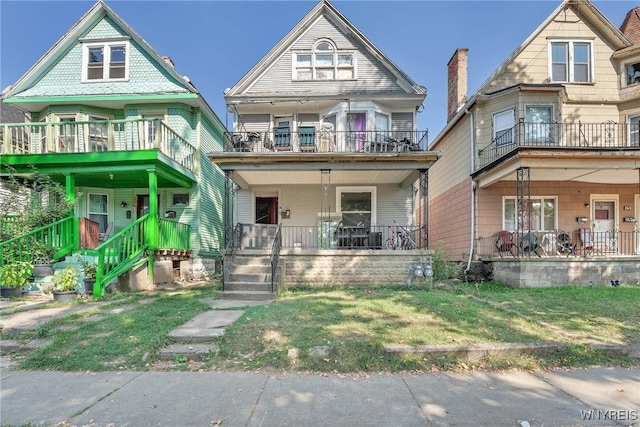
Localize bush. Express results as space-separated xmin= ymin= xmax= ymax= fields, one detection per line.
xmin=432 ymin=242 xmax=462 ymax=281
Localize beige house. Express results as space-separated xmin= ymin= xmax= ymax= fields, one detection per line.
xmin=429 ymin=0 xmax=640 ymax=286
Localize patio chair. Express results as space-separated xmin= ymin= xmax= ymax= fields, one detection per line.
xmin=578 ymin=228 xmax=594 ymax=257
xmin=274 ymin=126 xmax=292 ymax=151
xmin=299 ymin=126 xmax=317 ymax=152
xmin=519 ymin=232 xmax=542 ymax=257
xmin=99 ymin=222 xmax=114 ymax=243
xmin=556 ymin=230 xmax=576 ymax=256
xmin=494 ymin=230 xmax=517 ymax=258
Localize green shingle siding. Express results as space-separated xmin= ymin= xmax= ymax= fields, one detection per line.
xmin=15 ymin=16 xmax=189 ymax=98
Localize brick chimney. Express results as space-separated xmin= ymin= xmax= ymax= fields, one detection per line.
xmin=447 ymin=48 xmax=468 ymax=122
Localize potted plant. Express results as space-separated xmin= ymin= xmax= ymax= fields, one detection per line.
xmin=29 ymin=241 xmax=58 ymax=277
xmin=0 ymin=261 xmax=32 ymax=298
xmin=80 ymin=259 xmax=97 ymax=296
xmin=51 ymin=265 xmax=79 ymax=302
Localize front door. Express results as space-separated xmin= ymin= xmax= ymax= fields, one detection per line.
xmin=592 ymin=199 xmax=616 ymax=253
xmin=256 ymin=197 xmax=278 ymax=225
xmin=136 ymin=195 xmax=161 ymax=219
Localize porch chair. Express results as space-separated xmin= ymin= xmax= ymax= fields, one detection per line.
xmin=556 ymin=230 xmax=576 ymax=256
xmin=99 ymin=222 xmax=114 ymax=243
xmin=274 ymin=126 xmax=292 ymax=151
xmin=298 ymin=126 xmax=317 ymax=152
xmin=494 ymin=230 xmax=517 ymax=258
xmin=578 ymin=228 xmax=594 ymax=257
xmin=519 ymin=232 xmax=542 ymax=257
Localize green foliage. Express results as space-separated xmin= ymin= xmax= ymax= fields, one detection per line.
xmin=0 ymin=261 xmax=33 ymax=288
xmin=431 ymin=241 xmax=462 ymax=281
xmin=80 ymin=259 xmax=97 ymax=279
xmin=51 ymin=266 xmax=80 ymax=292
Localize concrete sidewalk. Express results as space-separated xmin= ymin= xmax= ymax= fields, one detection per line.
xmin=1 ymin=366 xmax=638 ymax=426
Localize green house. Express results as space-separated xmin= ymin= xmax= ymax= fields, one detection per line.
xmin=0 ymin=1 xmax=227 ymax=296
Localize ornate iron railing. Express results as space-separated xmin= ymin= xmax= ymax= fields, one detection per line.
xmin=222 ymin=223 xmax=241 ymax=291
xmin=269 ymin=224 xmax=282 ymax=293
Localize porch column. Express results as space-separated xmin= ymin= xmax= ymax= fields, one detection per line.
xmin=224 ymin=171 xmax=235 ymax=248
xmin=320 ymin=170 xmax=331 ymax=249
xmin=419 ymin=169 xmax=428 ymax=249
xmin=65 ymin=174 xmax=78 ymax=250
xmin=147 ymin=169 xmax=159 ymax=285
xmin=516 ymin=167 xmax=531 ymax=255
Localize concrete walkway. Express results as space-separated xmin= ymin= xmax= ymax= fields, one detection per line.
xmin=1 ymin=367 xmax=638 ymax=426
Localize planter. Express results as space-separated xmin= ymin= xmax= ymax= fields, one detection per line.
xmin=33 ymin=263 xmax=54 ymax=278
xmin=0 ymin=287 xmax=23 ymax=298
xmin=52 ymin=290 xmax=78 ymax=303
xmin=83 ymin=278 xmax=96 ymax=295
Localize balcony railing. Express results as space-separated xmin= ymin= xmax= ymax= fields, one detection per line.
xmin=223 ymin=129 xmax=428 ymax=154
xmin=1 ymin=119 xmax=197 ymax=172
xmin=476 ymin=120 xmax=640 ymax=170
xmin=476 ymin=229 xmax=640 ymax=259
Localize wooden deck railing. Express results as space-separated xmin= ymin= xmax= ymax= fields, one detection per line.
xmin=1 ymin=119 xmax=196 ymax=172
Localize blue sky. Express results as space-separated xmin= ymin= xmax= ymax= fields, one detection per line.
xmin=0 ymin=1 xmax=636 ymax=138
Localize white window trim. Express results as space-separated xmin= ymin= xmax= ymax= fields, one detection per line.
xmin=623 ymin=59 xmax=640 ymax=87
xmin=627 ymin=114 xmax=640 ymax=146
xmin=170 ymin=191 xmax=190 ymax=208
xmin=87 ymin=192 xmax=110 ymax=233
xmin=492 ymin=108 xmax=514 ymax=145
xmin=82 ymin=41 xmax=130 ymax=82
xmin=292 ymin=40 xmax=356 ymax=81
xmin=336 ymin=186 xmax=377 ymax=224
xmin=548 ymin=40 xmax=594 ymax=83
xmin=502 ymin=196 xmax=558 ymax=232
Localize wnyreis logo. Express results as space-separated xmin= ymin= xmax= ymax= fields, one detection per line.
xmin=580 ymin=409 xmax=638 ymax=422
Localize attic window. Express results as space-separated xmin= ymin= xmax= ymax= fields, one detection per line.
xmin=83 ymin=41 xmax=129 ymax=81
xmin=294 ymin=40 xmax=355 ymax=81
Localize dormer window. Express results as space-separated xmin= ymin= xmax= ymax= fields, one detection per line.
xmin=82 ymin=41 xmax=129 ymax=81
xmin=294 ymin=40 xmax=355 ymax=81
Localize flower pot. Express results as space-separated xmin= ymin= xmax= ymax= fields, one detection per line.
xmin=0 ymin=287 xmax=23 ymax=298
xmin=52 ymin=290 xmax=78 ymax=303
xmin=33 ymin=263 xmax=54 ymax=278
xmin=83 ymin=278 xmax=96 ymax=295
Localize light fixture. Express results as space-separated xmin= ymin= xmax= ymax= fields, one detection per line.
xmin=109 ymin=174 xmax=114 ymax=180
xmin=121 ymin=201 xmax=127 ymax=208
xmin=584 ymin=203 xmax=590 ymax=207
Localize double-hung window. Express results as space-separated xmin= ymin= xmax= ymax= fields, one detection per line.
xmin=625 ymin=61 xmax=640 ymax=86
xmin=294 ymin=40 xmax=355 ymax=81
xmin=503 ymin=197 xmax=556 ymax=232
xmin=337 ymin=186 xmax=376 ymax=226
xmin=83 ymin=41 xmax=129 ymax=81
xmin=550 ymin=41 xmax=593 ymax=83
xmin=493 ymin=109 xmax=514 ymax=146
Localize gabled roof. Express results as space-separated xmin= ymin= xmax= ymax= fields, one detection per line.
xmin=224 ymin=0 xmax=426 ymax=98
xmin=3 ymin=1 xmax=194 ymax=99
xmin=431 ymin=0 xmax=632 ymax=149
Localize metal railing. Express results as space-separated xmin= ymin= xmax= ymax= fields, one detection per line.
xmin=1 ymin=119 xmax=196 ymax=172
xmin=222 ymin=223 xmax=242 ymax=291
xmin=279 ymin=224 xmax=427 ymax=250
xmin=476 ymin=120 xmax=640 ymax=170
xmin=269 ymin=224 xmax=282 ymax=293
xmin=476 ymin=229 xmax=640 ymax=259
xmin=223 ymin=129 xmax=428 ymax=154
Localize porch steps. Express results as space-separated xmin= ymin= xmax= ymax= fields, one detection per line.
xmin=221 ymin=252 xmax=276 ymax=301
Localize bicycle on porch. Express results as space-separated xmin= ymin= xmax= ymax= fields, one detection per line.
xmin=385 ymin=220 xmax=416 ymax=250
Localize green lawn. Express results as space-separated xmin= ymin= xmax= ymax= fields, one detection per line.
xmin=2 ymin=281 xmax=638 ymax=373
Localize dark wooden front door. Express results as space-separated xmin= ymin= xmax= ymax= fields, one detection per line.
xmin=256 ymin=197 xmax=278 ymax=225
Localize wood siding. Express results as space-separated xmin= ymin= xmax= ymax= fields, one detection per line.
xmin=429 ymin=178 xmax=472 ymax=262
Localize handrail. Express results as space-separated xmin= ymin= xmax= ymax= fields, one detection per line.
xmin=269 ymin=224 xmax=282 ymax=293
xmin=81 ymin=214 xmax=150 ymax=298
xmin=222 ymin=223 xmax=241 ymax=291
xmin=0 ymin=216 xmax=74 ymax=267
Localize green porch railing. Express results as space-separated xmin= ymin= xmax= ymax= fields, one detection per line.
xmin=158 ymin=218 xmax=191 ymax=250
xmin=0 ymin=119 xmax=197 ymax=173
xmin=0 ymin=216 xmax=75 ymax=267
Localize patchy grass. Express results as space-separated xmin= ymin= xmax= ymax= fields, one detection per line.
xmin=3 ymin=281 xmax=638 ymax=373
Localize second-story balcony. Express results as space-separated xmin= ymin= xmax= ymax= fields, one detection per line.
xmin=223 ymin=129 xmax=429 ymax=154
xmin=476 ymin=120 xmax=640 ymax=171
xmin=1 ymin=118 xmax=197 ymax=173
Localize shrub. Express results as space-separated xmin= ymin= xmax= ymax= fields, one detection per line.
xmin=432 ymin=242 xmax=462 ymax=281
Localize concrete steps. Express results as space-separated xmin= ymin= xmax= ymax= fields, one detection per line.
xmin=221 ymin=252 xmax=277 ymax=301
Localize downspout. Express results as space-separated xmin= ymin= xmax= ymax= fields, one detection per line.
xmin=464 ymin=109 xmax=476 ymax=275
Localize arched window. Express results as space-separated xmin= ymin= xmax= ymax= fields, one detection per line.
xmin=294 ymin=40 xmax=354 ymax=81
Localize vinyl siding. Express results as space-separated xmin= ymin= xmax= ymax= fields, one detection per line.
xmin=247 ymin=15 xmax=406 ymax=96
xmin=429 ymin=114 xmax=472 ymax=200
